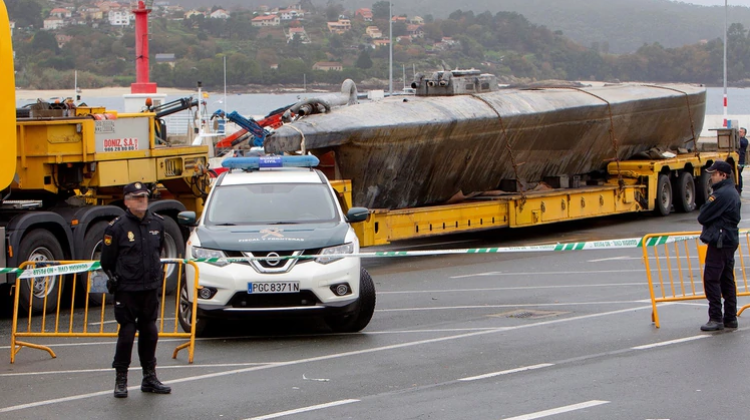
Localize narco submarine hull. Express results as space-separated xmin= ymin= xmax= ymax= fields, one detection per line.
xmin=264 ymin=70 xmax=706 ymax=210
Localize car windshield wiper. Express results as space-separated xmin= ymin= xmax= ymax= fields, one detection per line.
xmin=268 ymin=221 xmax=299 ymax=225
xmin=213 ymin=223 xmax=236 ymax=226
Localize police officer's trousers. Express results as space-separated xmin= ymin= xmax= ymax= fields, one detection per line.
xmin=112 ymin=289 xmax=160 ymax=370
xmin=703 ymin=244 xmax=739 ymax=322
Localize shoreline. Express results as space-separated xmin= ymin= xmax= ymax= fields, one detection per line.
xmin=15 ymin=81 xmax=749 ymax=101
xmin=14 ymin=84 xmax=351 ymax=101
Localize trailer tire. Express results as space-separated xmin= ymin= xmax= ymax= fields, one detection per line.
xmin=655 ymin=174 xmax=672 ymax=217
xmin=673 ymin=172 xmax=696 ymax=213
xmin=79 ymin=221 xmax=111 ymax=307
xmin=161 ymin=216 xmax=185 ymax=295
xmin=324 ymin=267 xmax=376 ymax=333
xmin=695 ymin=170 xmax=712 ymax=207
xmin=17 ymin=229 xmax=65 ymax=314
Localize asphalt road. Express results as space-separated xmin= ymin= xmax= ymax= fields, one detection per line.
xmin=2 ymin=196 xmax=750 ymax=420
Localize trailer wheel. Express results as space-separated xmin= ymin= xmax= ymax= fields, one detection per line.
xmin=161 ymin=216 xmax=185 ymax=295
xmin=695 ymin=170 xmax=712 ymax=207
xmin=79 ymin=221 xmax=111 ymax=307
xmin=673 ymin=172 xmax=696 ymax=213
xmin=655 ymin=174 xmax=672 ymax=216
xmin=325 ymin=267 xmax=376 ymax=333
xmin=17 ymin=230 xmax=65 ymax=313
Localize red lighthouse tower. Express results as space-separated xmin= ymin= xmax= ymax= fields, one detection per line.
xmin=130 ymin=0 xmax=157 ymax=94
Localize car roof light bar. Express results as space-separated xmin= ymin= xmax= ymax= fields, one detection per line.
xmin=221 ymin=155 xmax=320 ymax=170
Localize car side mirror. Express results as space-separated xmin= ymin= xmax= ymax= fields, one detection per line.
xmin=346 ymin=207 xmax=369 ymax=223
xmin=177 ymin=211 xmax=197 ymax=226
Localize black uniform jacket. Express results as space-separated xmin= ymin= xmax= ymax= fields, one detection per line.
xmin=698 ymin=178 xmax=741 ymax=248
xmin=100 ymin=210 xmax=165 ymax=291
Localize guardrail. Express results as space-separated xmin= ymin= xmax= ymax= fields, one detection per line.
xmin=642 ymin=231 xmax=750 ymax=328
xmin=10 ymin=259 xmax=200 ymax=364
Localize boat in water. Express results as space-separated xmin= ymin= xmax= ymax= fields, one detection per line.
xmin=264 ymin=70 xmax=706 ymax=210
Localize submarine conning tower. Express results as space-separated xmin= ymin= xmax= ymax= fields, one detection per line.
xmin=411 ymin=69 xmax=499 ymax=96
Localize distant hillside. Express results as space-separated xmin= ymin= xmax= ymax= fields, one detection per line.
xmin=172 ymin=0 xmax=750 ymax=53
xmin=12 ymin=0 xmax=750 ymax=89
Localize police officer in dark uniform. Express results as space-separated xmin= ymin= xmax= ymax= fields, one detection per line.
xmin=698 ymin=160 xmax=742 ymax=332
xmin=738 ymin=127 xmax=748 ymax=195
xmin=101 ymin=182 xmax=172 ymax=398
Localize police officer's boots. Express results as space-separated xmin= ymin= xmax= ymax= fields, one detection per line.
xmin=114 ymin=369 xmax=128 ymax=398
xmin=141 ymin=365 xmax=171 ymax=394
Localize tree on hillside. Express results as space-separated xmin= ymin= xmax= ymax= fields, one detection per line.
xmin=183 ymin=13 xmax=205 ymax=30
xmin=277 ymin=59 xmax=310 ymax=84
xmin=151 ymin=63 xmax=174 ymax=87
xmin=300 ymin=0 xmax=316 ymax=14
xmin=227 ymin=53 xmax=261 ymax=85
xmin=31 ymin=31 xmax=59 ymax=54
xmin=372 ymin=1 xmax=390 ymax=20
xmin=225 ymin=16 xmax=258 ymax=40
xmin=172 ymin=60 xmax=199 ymax=87
xmin=356 ymin=48 xmax=373 ymax=69
xmin=6 ymin=0 xmax=43 ymax=28
xmin=329 ymin=33 xmax=344 ymax=49
xmin=326 ymin=3 xmax=344 ymax=22
xmin=475 ymin=11 xmax=493 ymax=27
xmin=392 ymin=21 xmax=407 ymax=37
xmin=727 ymin=23 xmax=750 ymax=82
xmin=440 ymin=19 xmax=460 ymax=37
xmin=448 ymin=10 xmax=465 ymax=21
xmin=455 ymin=34 xmax=484 ymax=60
xmin=422 ymin=22 xmax=442 ymax=41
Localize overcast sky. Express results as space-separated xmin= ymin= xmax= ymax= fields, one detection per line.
xmin=673 ymin=0 xmax=750 ymax=6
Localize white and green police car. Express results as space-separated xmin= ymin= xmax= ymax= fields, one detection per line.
xmin=177 ymin=155 xmax=374 ymax=336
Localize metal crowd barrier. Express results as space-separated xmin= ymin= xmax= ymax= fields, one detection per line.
xmin=10 ymin=259 xmax=200 ymax=363
xmin=642 ymin=231 xmax=750 ymax=328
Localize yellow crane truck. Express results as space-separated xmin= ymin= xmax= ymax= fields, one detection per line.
xmin=1 ymin=3 xmax=211 ymax=312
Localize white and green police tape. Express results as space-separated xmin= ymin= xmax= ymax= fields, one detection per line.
xmin=0 ymin=261 xmax=102 ymax=279
xmin=0 ymin=233 xmax=704 ymax=279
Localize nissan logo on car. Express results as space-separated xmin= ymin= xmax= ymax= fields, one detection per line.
xmin=265 ymin=252 xmax=281 ymax=266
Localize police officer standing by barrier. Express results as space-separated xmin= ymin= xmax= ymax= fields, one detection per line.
xmin=101 ymin=182 xmax=172 ymax=398
xmin=738 ymin=128 xmax=748 ymax=195
xmin=698 ymin=160 xmax=742 ymax=332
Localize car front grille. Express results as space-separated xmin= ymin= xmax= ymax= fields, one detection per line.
xmin=228 ymin=291 xmax=321 ymax=308
xmin=225 ymin=248 xmax=323 ymax=267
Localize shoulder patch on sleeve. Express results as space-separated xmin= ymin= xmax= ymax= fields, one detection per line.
xmin=104 ymin=235 xmax=113 ymax=246
xmin=708 ymin=195 xmax=716 ymax=202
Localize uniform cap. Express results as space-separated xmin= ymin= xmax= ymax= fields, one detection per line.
xmin=705 ymin=160 xmax=732 ymax=175
xmin=123 ymin=182 xmax=149 ymax=197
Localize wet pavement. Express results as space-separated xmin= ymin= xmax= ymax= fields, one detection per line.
xmin=2 ymin=194 xmax=750 ymax=419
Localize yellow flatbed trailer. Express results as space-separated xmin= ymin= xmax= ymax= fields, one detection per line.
xmin=332 ymin=147 xmax=739 ymax=247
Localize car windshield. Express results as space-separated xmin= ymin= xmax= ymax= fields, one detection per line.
xmin=205 ymin=183 xmax=339 ymax=225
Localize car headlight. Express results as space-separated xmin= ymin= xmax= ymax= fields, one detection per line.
xmin=191 ymin=247 xmax=229 ymax=267
xmin=316 ymin=243 xmax=354 ymax=264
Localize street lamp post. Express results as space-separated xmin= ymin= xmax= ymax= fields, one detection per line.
xmin=389 ymin=2 xmax=393 ymax=95
xmin=724 ymin=0 xmax=728 ymax=127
